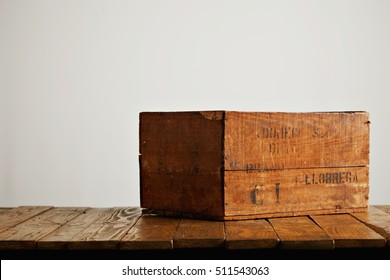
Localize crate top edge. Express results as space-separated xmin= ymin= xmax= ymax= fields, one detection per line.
xmin=139 ymin=110 xmax=369 ymax=116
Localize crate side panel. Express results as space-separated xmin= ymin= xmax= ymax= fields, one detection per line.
xmin=140 ymin=111 xmax=224 ymax=217
xmin=141 ymin=173 xmax=223 ymax=216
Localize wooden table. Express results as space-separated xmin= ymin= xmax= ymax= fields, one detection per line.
xmin=0 ymin=206 xmax=389 ymax=259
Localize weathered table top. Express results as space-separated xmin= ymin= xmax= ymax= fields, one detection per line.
xmin=0 ymin=205 xmax=389 ymax=259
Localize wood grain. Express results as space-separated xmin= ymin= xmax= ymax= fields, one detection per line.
xmin=173 ymin=219 xmax=225 ymax=248
xmin=351 ymin=207 xmax=390 ymax=246
xmin=0 ymin=207 xmax=87 ymax=250
xmin=120 ymin=215 xmax=180 ymax=250
xmin=311 ymin=214 xmax=386 ymax=248
xmin=67 ymin=207 xmax=141 ymax=250
xmin=225 ymin=219 xmax=279 ymax=249
xmin=141 ymin=173 xmax=223 ymax=219
xmin=140 ymin=111 xmax=369 ymax=220
xmin=269 ymin=216 xmax=334 ymax=250
xmin=225 ymin=167 xmax=368 ymax=218
xmin=1 ymin=206 xmax=390 ymax=251
xmin=37 ymin=208 xmax=112 ymax=249
xmin=0 ymin=206 xmax=53 ymax=233
xmin=224 ymin=111 xmax=369 ymax=170
xmin=373 ymin=205 xmax=390 ymax=214
xmin=140 ymin=111 xmax=224 ymax=218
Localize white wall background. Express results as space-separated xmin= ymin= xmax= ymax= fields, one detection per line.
xmin=0 ymin=0 xmax=389 ymax=207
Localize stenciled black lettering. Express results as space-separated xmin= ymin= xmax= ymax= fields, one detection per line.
xmin=262 ymin=126 xmax=300 ymax=139
xmin=304 ymin=170 xmax=359 ymax=186
xmin=346 ymin=172 xmax=352 ymax=182
xmin=318 ymin=173 xmax=325 ymax=184
xmin=305 ymin=174 xmax=311 ymax=185
xmin=326 ymin=173 xmax=332 ymax=184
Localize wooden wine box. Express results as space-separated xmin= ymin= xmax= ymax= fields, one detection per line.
xmin=139 ymin=111 xmax=370 ymax=220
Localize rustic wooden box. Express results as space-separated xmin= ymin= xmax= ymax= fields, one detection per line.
xmin=139 ymin=111 xmax=369 ymax=220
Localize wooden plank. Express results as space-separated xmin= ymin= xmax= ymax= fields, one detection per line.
xmin=351 ymin=207 xmax=390 ymax=246
xmin=0 ymin=207 xmax=87 ymax=250
xmin=173 ymin=219 xmax=225 ymax=248
xmin=0 ymin=206 xmax=53 ymax=233
xmin=67 ymin=207 xmax=141 ymax=250
xmin=140 ymin=111 xmax=224 ymax=218
xmin=224 ymin=167 xmax=368 ymax=218
xmin=224 ymin=111 xmax=369 ymax=170
xmin=37 ymin=208 xmax=113 ymax=250
xmin=225 ymin=219 xmax=279 ymax=249
xmin=268 ymin=216 xmax=334 ymax=250
xmin=311 ymin=214 xmax=387 ymax=248
xmin=120 ymin=215 xmax=180 ymax=250
xmin=373 ymin=205 xmax=390 ymax=214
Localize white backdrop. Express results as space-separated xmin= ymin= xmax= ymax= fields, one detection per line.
xmin=1 ymin=0 xmax=389 ymax=207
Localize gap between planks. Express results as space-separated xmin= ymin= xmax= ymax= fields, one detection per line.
xmin=351 ymin=207 xmax=390 ymax=246
xmin=120 ymin=215 xmax=181 ymax=250
xmin=225 ymin=219 xmax=280 ymax=249
xmin=0 ymin=206 xmax=54 ymax=234
xmin=311 ymin=213 xmax=387 ymax=248
xmin=1 ymin=207 xmax=390 ymax=250
xmin=268 ymin=216 xmax=334 ymax=250
xmin=38 ymin=208 xmax=116 ymax=250
xmin=66 ymin=207 xmax=142 ymax=250
xmin=0 ymin=207 xmax=88 ymax=250
xmin=173 ymin=219 xmax=225 ymax=249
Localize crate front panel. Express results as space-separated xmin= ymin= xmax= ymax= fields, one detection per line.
xmin=224 ymin=166 xmax=369 ymax=217
xmin=224 ymin=112 xmax=369 ymax=171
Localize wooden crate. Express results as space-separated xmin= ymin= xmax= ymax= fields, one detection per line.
xmin=139 ymin=111 xmax=369 ymax=220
